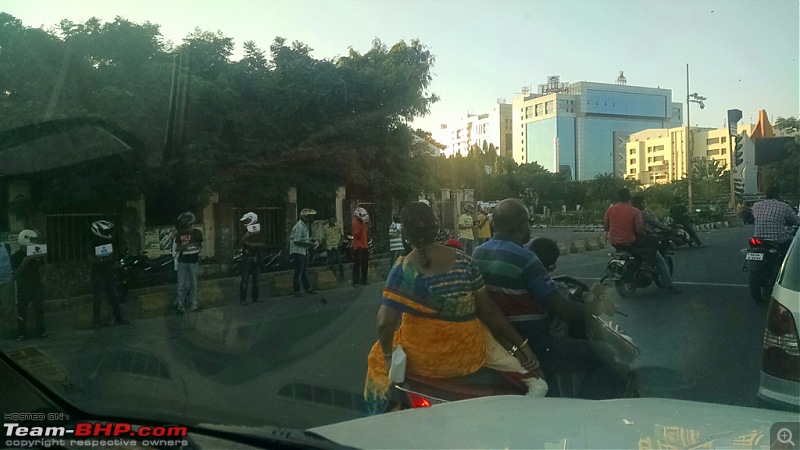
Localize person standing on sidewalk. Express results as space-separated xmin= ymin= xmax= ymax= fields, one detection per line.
xmin=323 ymin=217 xmax=344 ymax=280
xmin=11 ymin=230 xmax=48 ymax=341
xmin=88 ymin=220 xmax=129 ymax=328
xmin=0 ymin=238 xmax=13 ymax=334
xmin=352 ymin=207 xmax=370 ymax=286
xmin=388 ymin=214 xmax=404 ymax=264
xmin=475 ymin=206 xmax=492 ymax=246
xmin=458 ymin=203 xmax=476 ymax=255
xmin=174 ymin=212 xmax=203 ymax=313
xmin=238 ymin=212 xmax=264 ymax=305
xmin=290 ymin=208 xmax=317 ymax=297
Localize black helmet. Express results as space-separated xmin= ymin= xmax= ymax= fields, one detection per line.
xmin=177 ymin=212 xmax=196 ymax=228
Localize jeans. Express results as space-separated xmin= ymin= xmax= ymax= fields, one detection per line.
xmin=92 ymin=272 xmax=123 ymax=324
xmin=239 ymin=263 xmax=260 ymax=303
xmin=352 ymin=248 xmax=369 ymax=285
xmin=176 ymin=262 xmax=199 ymax=310
xmin=327 ymin=248 xmax=344 ymax=278
xmin=292 ymin=253 xmax=311 ymax=293
xmin=459 ymin=238 xmax=474 ymax=256
xmin=682 ymin=223 xmax=703 ymax=246
xmin=16 ymin=285 xmax=45 ymax=337
xmin=654 ymin=251 xmax=674 ymax=287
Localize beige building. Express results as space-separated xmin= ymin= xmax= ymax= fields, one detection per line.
xmin=434 ymin=101 xmax=513 ymax=158
xmin=625 ymin=124 xmax=758 ymax=194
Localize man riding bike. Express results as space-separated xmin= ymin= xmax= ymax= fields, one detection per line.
xmin=752 ymin=186 xmax=800 ymax=257
xmin=631 ymin=194 xmax=680 ymax=293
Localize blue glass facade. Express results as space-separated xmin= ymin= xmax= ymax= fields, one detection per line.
xmin=525 ymin=117 xmax=576 ymax=178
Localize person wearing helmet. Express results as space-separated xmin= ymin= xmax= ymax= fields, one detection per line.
xmin=352 ymin=207 xmax=370 ymax=286
xmin=475 ymin=205 xmax=492 ymax=246
xmin=239 ymin=212 xmax=265 ymax=305
xmin=323 ymin=217 xmax=344 ymax=280
xmin=88 ymin=220 xmax=128 ymax=328
xmin=290 ymin=208 xmax=317 ymax=297
xmin=10 ymin=230 xmax=49 ymax=340
xmin=458 ymin=203 xmax=476 ymax=255
xmin=0 ymin=237 xmax=13 ymax=329
xmin=174 ymin=212 xmax=203 ymax=313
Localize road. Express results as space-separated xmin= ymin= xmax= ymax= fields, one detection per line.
xmin=1 ymin=225 xmax=771 ymax=431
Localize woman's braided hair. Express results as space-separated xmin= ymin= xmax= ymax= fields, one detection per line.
xmin=401 ymin=201 xmax=438 ymax=268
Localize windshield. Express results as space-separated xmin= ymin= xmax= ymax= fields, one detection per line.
xmin=1 ymin=1 xmax=799 ymax=448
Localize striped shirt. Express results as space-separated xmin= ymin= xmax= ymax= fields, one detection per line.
xmin=472 ymin=234 xmax=559 ymax=320
xmin=388 ymin=222 xmax=404 ymax=252
xmin=289 ymin=220 xmax=311 ymax=255
xmin=753 ymin=199 xmax=800 ymax=243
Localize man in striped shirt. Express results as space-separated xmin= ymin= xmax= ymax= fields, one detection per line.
xmin=473 ymin=199 xmax=617 ymax=397
xmin=753 ymin=186 xmax=799 ymax=255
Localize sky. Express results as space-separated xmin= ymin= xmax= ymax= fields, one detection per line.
xmin=3 ymin=0 xmax=798 ymax=134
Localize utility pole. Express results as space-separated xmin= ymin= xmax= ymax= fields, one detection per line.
xmin=686 ymin=64 xmax=692 ymax=210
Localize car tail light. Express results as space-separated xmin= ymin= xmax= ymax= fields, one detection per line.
xmin=763 ymin=298 xmax=800 ymax=382
xmin=750 ymin=238 xmax=762 ymax=246
xmin=406 ymin=392 xmax=432 ymax=408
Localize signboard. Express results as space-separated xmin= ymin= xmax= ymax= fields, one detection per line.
xmin=143 ymin=226 xmax=175 ymax=257
xmin=727 ymin=109 xmax=742 ymax=137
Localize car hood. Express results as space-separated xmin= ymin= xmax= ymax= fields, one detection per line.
xmin=310 ymin=396 xmax=792 ymax=449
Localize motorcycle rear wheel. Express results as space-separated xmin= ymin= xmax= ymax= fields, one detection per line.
xmin=615 ymin=279 xmax=637 ymax=298
xmin=748 ymin=270 xmax=771 ymax=304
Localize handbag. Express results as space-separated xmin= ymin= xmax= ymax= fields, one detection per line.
xmin=388 ymin=344 xmax=406 ymax=383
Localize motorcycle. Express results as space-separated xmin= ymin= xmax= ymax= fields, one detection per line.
xmin=665 ymin=219 xmax=698 ymax=248
xmin=231 ymin=247 xmax=284 ymax=276
xmin=742 ymin=225 xmax=798 ymax=303
xmin=605 ymin=232 xmax=675 ymax=298
xmin=389 ymin=277 xmax=641 ymax=410
xmin=116 ymin=249 xmax=177 ymax=301
xmin=308 ymin=235 xmax=375 ymax=268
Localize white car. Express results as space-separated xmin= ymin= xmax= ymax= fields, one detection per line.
xmin=758 ymin=231 xmax=800 ymax=411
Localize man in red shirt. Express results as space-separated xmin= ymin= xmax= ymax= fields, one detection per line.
xmin=604 ymin=188 xmax=679 ymax=293
xmin=352 ymin=207 xmax=370 ymax=286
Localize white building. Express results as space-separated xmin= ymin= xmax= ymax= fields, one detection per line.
xmin=433 ymin=101 xmax=512 ymax=158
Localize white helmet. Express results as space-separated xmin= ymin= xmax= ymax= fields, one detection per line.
xmin=91 ymin=220 xmax=115 ymax=239
xmin=240 ymin=212 xmax=258 ymax=227
xmin=18 ymin=229 xmax=39 ymax=246
xmin=354 ymin=207 xmax=369 ymax=222
xmin=419 ymin=199 xmax=431 ymax=207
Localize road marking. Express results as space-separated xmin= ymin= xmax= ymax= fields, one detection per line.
xmin=578 ymin=277 xmax=748 ymax=288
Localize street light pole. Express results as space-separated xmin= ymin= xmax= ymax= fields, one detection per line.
xmin=686 ymin=64 xmax=693 ymax=210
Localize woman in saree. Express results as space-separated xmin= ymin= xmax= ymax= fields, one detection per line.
xmin=365 ymin=202 xmax=548 ymax=414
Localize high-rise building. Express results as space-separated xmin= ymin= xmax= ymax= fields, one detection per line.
xmin=434 ymin=101 xmax=512 ymax=158
xmin=512 ymin=75 xmax=683 ymax=180
xmin=625 ymin=124 xmax=758 ymax=194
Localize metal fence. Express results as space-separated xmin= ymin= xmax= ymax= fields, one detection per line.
xmin=233 ymin=207 xmax=285 ymax=249
xmin=45 ymin=214 xmax=120 ymax=263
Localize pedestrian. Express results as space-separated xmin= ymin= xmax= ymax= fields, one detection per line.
xmin=475 ymin=205 xmax=492 ymax=246
xmin=238 ymin=212 xmax=265 ymax=305
xmin=669 ymin=197 xmax=704 ymax=247
xmin=290 ymin=208 xmax=317 ymax=297
xmin=458 ymin=203 xmax=476 ymax=255
xmin=0 ymin=237 xmax=13 ymax=333
xmin=174 ymin=212 xmax=203 ymax=313
xmin=323 ymin=217 xmax=344 ymax=280
xmin=88 ymin=220 xmax=129 ymax=328
xmin=388 ymin=214 xmax=404 ymax=263
xmin=10 ymin=230 xmax=49 ymax=341
xmin=352 ymin=207 xmax=370 ymax=286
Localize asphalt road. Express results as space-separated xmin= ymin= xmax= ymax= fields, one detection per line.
xmin=1 ymin=225 xmax=772 ymax=431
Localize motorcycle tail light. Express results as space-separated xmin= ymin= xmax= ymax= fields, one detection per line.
xmin=750 ymin=238 xmax=762 ymax=246
xmin=407 ymin=392 xmax=432 ymax=408
xmin=762 ymin=298 xmax=800 ymax=382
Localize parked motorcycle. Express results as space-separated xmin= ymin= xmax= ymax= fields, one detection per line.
xmin=605 ymin=232 xmax=675 ymax=298
xmin=116 ymin=249 xmax=176 ymax=301
xmin=742 ymin=225 xmax=798 ymax=303
xmin=308 ymin=235 xmax=375 ymax=268
xmin=389 ymin=277 xmax=640 ymax=410
xmin=230 ymin=247 xmax=284 ymax=276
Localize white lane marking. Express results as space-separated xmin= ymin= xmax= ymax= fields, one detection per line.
xmin=579 ymin=277 xmax=748 ymax=288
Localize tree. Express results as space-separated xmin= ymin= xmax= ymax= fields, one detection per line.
xmin=760 ymin=116 xmax=799 ymax=200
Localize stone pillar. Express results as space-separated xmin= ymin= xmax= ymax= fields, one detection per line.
xmin=202 ymin=193 xmax=218 ymax=258
xmin=463 ymin=188 xmax=475 ymax=203
xmin=286 ymin=187 xmax=297 ymax=249
xmin=123 ymin=196 xmax=146 ymax=253
xmin=335 ymin=186 xmax=346 ymax=231
xmin=8 ymin=180 xmax=31 ymax=233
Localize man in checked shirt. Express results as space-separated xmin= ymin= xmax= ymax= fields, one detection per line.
xmin=752 ymin=186 xmax=800 ymax=257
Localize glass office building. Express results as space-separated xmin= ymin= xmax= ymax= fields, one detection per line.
xmin=513 ymin=79 xmax=683 ymax=180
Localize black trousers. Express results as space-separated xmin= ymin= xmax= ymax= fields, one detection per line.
xmin=16 ymin=285 xmax=45 ymax=337
xmin=352 ymin=248 xmax=369 ymax=285
xmin=292 ymin=254 xmax=311 ymax=293
xmin=240 ymin=262 xmax=260 ymax=302
xmin=92 ymin=272 xmax=123 ymax=324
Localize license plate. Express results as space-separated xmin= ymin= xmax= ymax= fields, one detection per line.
xmin=746 ymin=252 xmax=764 ymax=261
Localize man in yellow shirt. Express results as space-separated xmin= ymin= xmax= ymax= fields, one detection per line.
xmin=475 ymin=206 xmax=492 ymax=246
xmin=323 ymin=218 xmax=344 ymax=280
xmin=458 ymin=203 xmax=476 ymax=255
